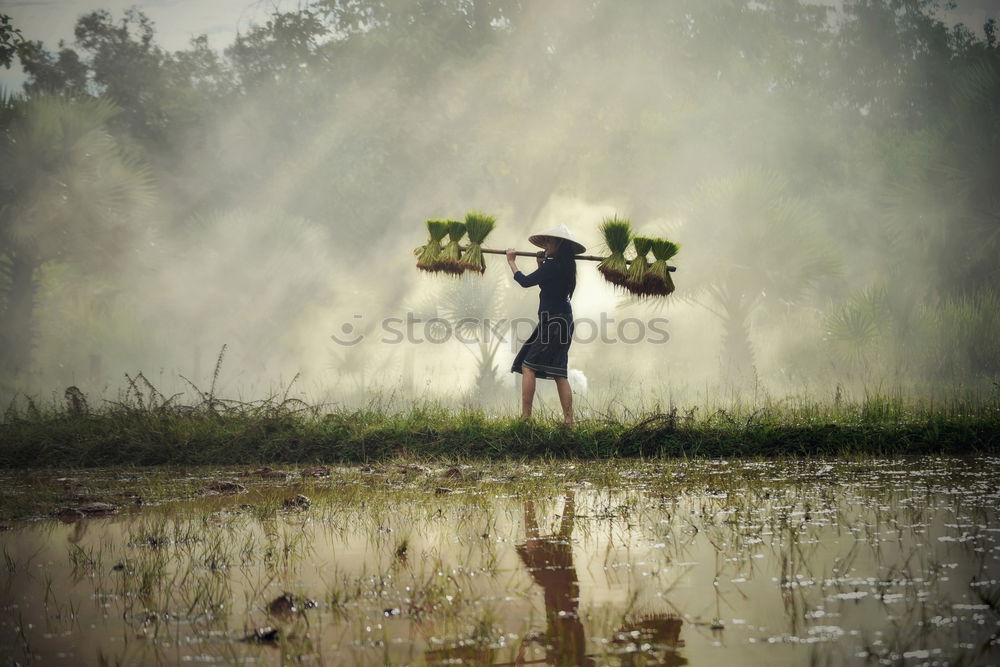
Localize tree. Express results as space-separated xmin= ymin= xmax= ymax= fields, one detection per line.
xmin=227 ymin=9 xmax=329 ymax=90
xmin=18 ymin=40 xmax=89 ymax=95
xmin=924 ymin=49 xmax=1000 ymax=294
xmin=831 ymin=0 xmax=955 ymax=127
xmin=681 ymin=170 xmax=839 ymax=382
xmin=18 ymin=9 xmax=234 ymax=150
xmin=71 ymin=9 xmax=171 ymax=143
xmin=1 ymin=14 xmax=25 ymax=69
xmin=422 ymin=272 xmax=507 ymax=398
xmin=0 ymin=94 xmax=153 ymax=384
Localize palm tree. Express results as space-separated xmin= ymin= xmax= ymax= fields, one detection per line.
xmin=429 ymin=272 xmax=506 ymax=398
xmin=0 ymin=93 xmax=154 ymax=384
xmin=822 ymin=283 xmax=894 ymax=381
xmin=881 ymin=55 xmax=1000 ymax=297
xmin=681 ymin=169 xmax=839 ymax=383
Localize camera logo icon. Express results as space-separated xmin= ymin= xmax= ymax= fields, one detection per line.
xmin=330 ymin=314 xmax=365 ymax=346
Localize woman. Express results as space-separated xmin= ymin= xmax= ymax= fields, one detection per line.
xmin=505 ymin=224 xmax=585 ymax=426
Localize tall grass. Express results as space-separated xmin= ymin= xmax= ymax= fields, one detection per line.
xmin=0 ymin=372 xmax=997 ymax=467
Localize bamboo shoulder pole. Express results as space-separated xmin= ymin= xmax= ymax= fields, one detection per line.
xmin=474 ymin=246 xmax=678 ymax=271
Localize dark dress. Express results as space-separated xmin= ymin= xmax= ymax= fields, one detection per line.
xmin=511 ymin=254 xmax=575 ymax=380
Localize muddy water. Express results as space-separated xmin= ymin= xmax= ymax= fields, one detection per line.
xmin=1 ymin=458 xmax=998 ymax=665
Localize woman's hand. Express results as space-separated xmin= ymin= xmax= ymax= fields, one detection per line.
xmin=536 ymin=250 xmax=545 ymax=267
xmin=506 ymin=248 xmax=518 ymax=274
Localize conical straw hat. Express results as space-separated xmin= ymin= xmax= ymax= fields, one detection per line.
xmin=528 ymin=224 xmax=587 ymax=255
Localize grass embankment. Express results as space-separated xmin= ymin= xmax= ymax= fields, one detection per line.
xmin=1 ymin=384 xmax=998 ymax=467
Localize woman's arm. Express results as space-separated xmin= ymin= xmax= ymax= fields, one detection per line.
xmin=509 ymin=254 xmax=560 ymax=288
xmin=506 ymin=249 xmax=546 ymax=276
xmin=505 ymin=248 xmax=519 ymax=276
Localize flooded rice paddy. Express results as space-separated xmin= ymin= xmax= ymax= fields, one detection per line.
xmin=1 ymin=457 xmax=999 ymax=666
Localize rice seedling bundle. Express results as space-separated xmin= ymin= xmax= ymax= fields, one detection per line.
xmin=597 ymin=216 xmax=632 ymax=287
xmin=461 ymin=211 xmax=496 ymax=274
xmin=436 ymin=219 xmax=467 ymax=275
xmin=645 ymin=239 xmax=680 ymax=296
xmin=415 ymin=219 xmax=449 ymax=272
xmin=625 ymin=236 xmax=654 ymax=295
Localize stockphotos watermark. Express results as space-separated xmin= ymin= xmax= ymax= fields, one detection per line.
xmin=330 ymin=313 xmax=670 ymax=349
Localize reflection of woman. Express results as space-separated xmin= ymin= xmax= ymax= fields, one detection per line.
xmin=505 ymin=224 xmax=586 ymax=426
xmin=615 ymin=614 xmax=687 ymax=667
xmin=516 ymin=494 xmax=593 ymax=667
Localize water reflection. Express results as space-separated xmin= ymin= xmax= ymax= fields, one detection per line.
xmin=516 ymin=493 xmax=592 ymax=666
xmin=515 ymin=494 xmax=686 ymax=666
xmin=0 ymin=458 xmax=997 ymax=666
xmin=614 ymin=614 xmax=686 ymax=667
xmin=65 ymin=515 xmax=88 ymax=543
xmin=425 ymin=492 xmax=688 ymax=666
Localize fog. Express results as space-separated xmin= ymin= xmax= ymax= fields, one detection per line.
xmin=1 ymin=0 xmax=998 ymax=414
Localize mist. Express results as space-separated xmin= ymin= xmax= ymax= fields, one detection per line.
xmin=1 ymin=0 xmax=998 ymax=414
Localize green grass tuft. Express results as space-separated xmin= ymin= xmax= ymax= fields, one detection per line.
xmin=416 ymin=219 xmax=450 ymax=271
xmin=644 ymin=238 xmax=680 ymax=295
xmin=462 ymin=212 xmax=496 ymax=273
xmin=625 ymin=236 xmax=654 ymax=295
xmin=464 ymin=212 xmax=495 ymax=244
xmin=435 ymin=220 xmax=467 ymax=275
xmin=597 ymin=216 xmax=632 ymax=287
